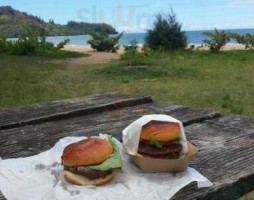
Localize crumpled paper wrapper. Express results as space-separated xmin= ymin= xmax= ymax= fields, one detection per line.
xmin=0 ymin=134 xmax=212 ymax=200
xmin=122 ymin=114 xmax=188 ymax=156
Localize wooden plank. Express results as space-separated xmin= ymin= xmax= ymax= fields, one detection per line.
xmin=0 ymin=93 xmax=152 ymax=130
xmin=209 ymin=115 xmax=254 ymax=132
xmin=1 ymin=120 xmax=253 ymax=200
xmin=0 ymin=103 xmax=221 ymax=200
xmin=168 ymin=107 xmax=220 ymax=126
xmin=0 ymin=103 xmax=219 ymax=159
xmin=185 ymin=120 xmax=252 ymax=150
xmin=171 ymin=122 xmax=254 ymax=200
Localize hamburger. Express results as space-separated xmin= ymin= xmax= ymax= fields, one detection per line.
xmin=61 ymin=136 xmax=122 ymax=186
xmin=138 ymin=120 xmax=183 ymax=159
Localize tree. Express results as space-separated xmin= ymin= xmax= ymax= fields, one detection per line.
xmin=229 ymin=33 xmax=254 ymax=50
xmin=87 ymin=31 xmax=123 ymax=53
xmin=203 ymin=29 xmax=229 ymax=53
xmin=49 ymin=19 xmax=55 ymax=25
xmin=145 ymin=9 xmax=187 ymax=51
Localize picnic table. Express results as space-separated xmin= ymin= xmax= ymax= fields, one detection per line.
xmin=0 ymin=93 xmax=253 ymax=200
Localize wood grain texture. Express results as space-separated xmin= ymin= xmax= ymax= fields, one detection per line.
xmin=0 ymin=93 xmax=152 ymax=130
xmin=171 ymin=122 xmax=254 ymax=200
xmin=209 ymin=115 xmax=254 ymax=132
xmin=0 ymin=103 xmax=219 ymax=160
xmin=0 ymin=94 xmax=253 ymax=200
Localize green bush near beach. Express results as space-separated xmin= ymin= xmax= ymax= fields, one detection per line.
xmin=203 ymin=29 xmax=230 ymax=53
xmin=0 ymin=50 xmax=253 ymax=118
xmin=146 ymin=10 xmax=187 ymax=51
xmin=229 ymin=33 xmax=254 ymax=50
xmin=88 ymin=31 xmax=123 ymax=53
xmin=0 ymin=25 xmax=86 ymax=58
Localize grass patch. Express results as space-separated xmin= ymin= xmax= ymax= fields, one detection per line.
xmin=33 ymin=49 xmax=87 ymax=59
xmin=97 ymin=63 xmax=170 ymax=80
xmin=0 ymin=49 xmax=87 ymax=59
xmin=0 ymin=50 xmax=253 ymax=118
xmin=114 ymin=50 xmax=254 ymax=116
xmin=238 ymin=192 xmax=254 ymax=200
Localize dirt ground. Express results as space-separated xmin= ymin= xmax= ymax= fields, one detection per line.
xmin=51 ymin=46 xmax=121 ymax=66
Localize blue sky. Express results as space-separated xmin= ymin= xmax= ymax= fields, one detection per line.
xmin=2 ymin=0 xmax=254 ymax=32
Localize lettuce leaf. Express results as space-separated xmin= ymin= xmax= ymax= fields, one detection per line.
xmin=89 ymin=135 xmax=122 ymax=171
xmin=149 ymin=138 xmax=163 ymax=148
xmin=174 ymin=137 xmax=182 ymax=144
xmin=149 ymin=137 xmax=183 ymax=148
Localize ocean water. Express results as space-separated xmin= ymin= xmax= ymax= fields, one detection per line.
xmin=9 ymin=28 xmax=254 ymax=46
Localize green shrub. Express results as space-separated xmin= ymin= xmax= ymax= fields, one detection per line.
xmin=141 ymin=43 xmax=152 ymax=56
xmin=228 ymin=33 xmax=244 ymax=45
xmin=10 ymin=40 xmax=36 ymax=55
xmin=203 ymin=29 xmax=229 ymax=53
xmin=241 ymin=34 xmax=254 ymax=49
xmin=121 ymin=40 xmax=139 ymax=59
xmin=0 ymin=37 xmax=8 ymax=53
xmin=0 ymin=25 xmax=73 ymax=57
xmin=39 ymin=41 xmax=55 ymax=50
xmin=22 ymin=24 xmax=40 ymax=44
xmin=124 ymin=39 xmax=138 ymax=52
xmin=145 ymin=10 xmax=187 ymax=51
xmin=56 ymin=39 xmax=70 ymax=49
xmin=229 ymin=33 xmax=254 ymax=49
xmin=88 ymin=31 xmax=123 ymax=53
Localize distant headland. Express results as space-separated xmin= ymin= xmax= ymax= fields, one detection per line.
xmin=0 ymin=6 xmax=118 ymax=38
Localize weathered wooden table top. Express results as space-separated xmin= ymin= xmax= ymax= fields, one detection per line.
xmin=0 ymin=93 xmax=253 ymax=200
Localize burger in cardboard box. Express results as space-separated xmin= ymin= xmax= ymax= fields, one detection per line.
xmin=122 ymin=114 xmax=198 ymax=173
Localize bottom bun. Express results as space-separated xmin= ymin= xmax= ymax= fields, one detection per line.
xmin=63 ymin=170 xmax=116 ymax=186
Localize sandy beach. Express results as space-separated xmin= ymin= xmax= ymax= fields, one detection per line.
xmin=64 ymin=44 xmax=246 ymax=53
xmin=195 ymin=44 xmax=246 ymax=51
xmin=66 ymin=44 xmax=246 ymax=52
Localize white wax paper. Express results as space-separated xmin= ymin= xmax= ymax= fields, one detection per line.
xmin=122 ymin=114 xmax=188 ymax=156
xmin=0 ymin=135 xmax=212 ymax=200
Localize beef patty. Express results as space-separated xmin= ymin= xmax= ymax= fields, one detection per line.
xmin=64 ymin=166 xmax=114 ymax=180
xmin=138 ymin=139 xmax=182 ymax=159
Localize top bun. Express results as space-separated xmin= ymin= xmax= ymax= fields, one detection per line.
xmin=140 ymin=121 xmax=180 ymax=142
xmin=62 ymin=138 xmax=113 ymax=167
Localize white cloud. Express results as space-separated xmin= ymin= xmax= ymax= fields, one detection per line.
xmin=117 ymin=24 xmax=151 ymax=33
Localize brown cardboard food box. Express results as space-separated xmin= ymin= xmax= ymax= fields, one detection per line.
xmin=129 ymin=141 xmax=198 ymax=173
